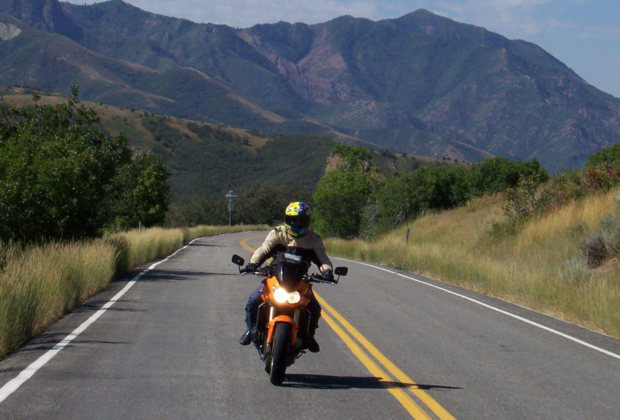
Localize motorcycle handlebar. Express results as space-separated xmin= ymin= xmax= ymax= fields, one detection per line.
xmin=304 ymin=273 xmax=338 ymax=285
xmin=240 ymin=271 xmax=268 ymax=276
xmin=239 ymin=270 xmax=337 ymax=284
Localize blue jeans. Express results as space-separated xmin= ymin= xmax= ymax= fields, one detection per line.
xmin=244 ymin=283 xmax=321 ymax=335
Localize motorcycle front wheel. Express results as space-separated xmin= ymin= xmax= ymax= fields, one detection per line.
xmin=269 ymin=323 xmax=291 ymax=385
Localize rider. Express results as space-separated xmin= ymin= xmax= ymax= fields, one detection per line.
xmin=240 ymin=201 xmax=333 ymax=353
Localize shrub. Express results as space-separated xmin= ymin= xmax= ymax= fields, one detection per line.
xmin=586 ymin=142 xmax=620 ymax=170
xmin=469 ymin=157 xmax=549 ymax=196
xmin=581 ymin=212 xmax=620 ymax=268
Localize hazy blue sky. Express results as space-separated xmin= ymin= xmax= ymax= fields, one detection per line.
xmin=67 ymin=0 xmax=620 ymax=98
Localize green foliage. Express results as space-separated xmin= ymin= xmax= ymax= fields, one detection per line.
xmin=103 ymin=153 xmax=171 ymax=231
xmin=468 ymin=157 xmax=549 ymax=196
xmin=492 ymin=160 xmax=620 ymax=240
xmin=368 ymin=166 xmax=470 ymax=237
xmin=0 ymin=87 xmax=132 ymax=242
xmin=144 ymin=118 xmax=334 ymax=205
xmin=313 ymin=148 xmax=551 ymax=239
xmin=586 ymin=142 xmax=620 ymax=170
xmin=0 ymin=87 xmax=174 ymax=242
xmin=502 ymin=175 xmax=545 ymax=220
xmin=331 ymin=144 xmax=373 ymax=172
xmin=313 ymin=169 xmax=378 ymax=238
xmin=133 ymin=154 xmax=171 ymax=227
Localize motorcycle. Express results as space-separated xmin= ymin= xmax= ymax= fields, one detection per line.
xmin=232 ymin=252 xmax=348 ymax=385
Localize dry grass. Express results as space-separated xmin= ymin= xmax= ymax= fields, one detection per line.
xmin=0 ymin=240 xmax=116 ymax=357
xmin=325 ymin=189 xmax=620 ymax=338
xmin=0 ymin=224 xmax=267 ymax=358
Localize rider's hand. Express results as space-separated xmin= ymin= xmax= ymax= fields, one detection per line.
xmin=243 ymin=263 xmax=257 ymax=273
xmin=323 ymin=270 xmax=334 ymax=282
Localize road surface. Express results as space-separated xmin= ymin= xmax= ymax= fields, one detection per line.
xmin=1 ymin=231 xmax=619 ymax=419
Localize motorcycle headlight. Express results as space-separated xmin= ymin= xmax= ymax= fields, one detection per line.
xmin=273 ymin=288 xmax=301 ymax=304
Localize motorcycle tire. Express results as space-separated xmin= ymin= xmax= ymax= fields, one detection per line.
xmin=269 ymin=323 xmax=291 ymax=385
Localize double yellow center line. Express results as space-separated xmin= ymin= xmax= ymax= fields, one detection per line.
xmin=240 ymin=235 xmax=455 ymax=419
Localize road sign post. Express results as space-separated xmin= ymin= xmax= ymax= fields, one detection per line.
xmin=225 ymin=190 xmax=237 ymax=226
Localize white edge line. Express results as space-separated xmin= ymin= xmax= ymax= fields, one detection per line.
xmin=334 ymin=257 xmax=620 ymax=362
xmin=0 ymin=238 xmax=200 ymax=405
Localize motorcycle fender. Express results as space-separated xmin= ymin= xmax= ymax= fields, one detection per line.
xmin=267 ymin=315 xmax=297 ymax=346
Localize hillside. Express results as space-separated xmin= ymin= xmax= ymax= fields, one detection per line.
xmin=0 ymin=12 xmax=362 ymax=144
xmin=2 ymin=0 xmax=620 ymax=172
xmin=1 ymin=86 xmax=435 ymax=204
xmin=325 ymin=188 xmax=620 ymax=339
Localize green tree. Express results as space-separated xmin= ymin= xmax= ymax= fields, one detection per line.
xmin=133 ymin=154 xmax=171 ymax=227
xmin=0 ymin=87 xmax=132 ymax=242
xmin=103 ymin=153 xmax=172 ymax=231
xmin=313 ymin=169 xmax=375 ymax=238
xmin=313 ymin=144 xmax=386 ymax=238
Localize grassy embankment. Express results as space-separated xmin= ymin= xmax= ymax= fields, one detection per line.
xmin=325 ymin=189 xmax=620 ymax=338
xmin=0 ymin=224 xmax=267 ymax=358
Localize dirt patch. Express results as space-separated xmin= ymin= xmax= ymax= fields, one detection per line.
xmin=0 ymin=23 xmax=21 ymax=41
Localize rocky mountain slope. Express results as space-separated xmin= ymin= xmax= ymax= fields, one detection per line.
xmin=2 ymin=0 xmax=620 ymax=172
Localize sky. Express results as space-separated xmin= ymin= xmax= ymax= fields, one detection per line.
xmin=66 ymin=0 xmax=620 ymax=98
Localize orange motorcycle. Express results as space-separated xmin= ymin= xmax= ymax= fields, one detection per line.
xmin=232 ymin=252 xmax=347 ymax=385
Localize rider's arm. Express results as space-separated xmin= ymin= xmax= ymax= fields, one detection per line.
xmin=311 ymin=233 xmax=333 ymax=273
xmin=249 ymin=228 xmax=285 ymax=266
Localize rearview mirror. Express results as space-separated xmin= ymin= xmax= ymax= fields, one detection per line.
xmin=334 ymin=267 xmax=348 ymax=276
xmin=232 ymin=254 xmax=245 ymax=266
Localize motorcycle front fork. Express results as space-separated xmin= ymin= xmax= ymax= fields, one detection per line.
xmin=257 ymin=307 xmax=307 ymax=361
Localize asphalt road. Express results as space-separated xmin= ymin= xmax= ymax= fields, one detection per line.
xmin=1 ymin=231 xmax=619 ymax=419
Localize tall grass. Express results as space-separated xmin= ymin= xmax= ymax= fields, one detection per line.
xmin=326 ymin=190 xmax=620 ymax=338
xmin=0 ymin=224 xmax=268 ymax=358
xmin=0 ymin=240 xmax=116 ymax=357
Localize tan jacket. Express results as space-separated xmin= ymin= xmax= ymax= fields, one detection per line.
xmin=250 ymin=226 xmax=333 ymax=272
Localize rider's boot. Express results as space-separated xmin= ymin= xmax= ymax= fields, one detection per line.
xmin=239 ymin=330 xmax=252 ymax=346
xmin=304 ymin=336 xmax=320 ymax=353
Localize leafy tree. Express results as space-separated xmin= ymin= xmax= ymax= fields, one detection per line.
xmin=0 ymin=87 xmax=132 ymax=242
xmin=313 ymin=144 xmax=389 ymax=238
xmin=133 ymin=153 xmax=171 ymax=227
xmin=313 ymin=169 xmax=376 ymax=238
xmin=102 ymin=153 xmax=172 ymax=231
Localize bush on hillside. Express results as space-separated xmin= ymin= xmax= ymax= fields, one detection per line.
xmin=0 ymin=87 xmax=173 ymax=242
xmin=586 ymin=142 xmax=620 ymax=170
xmin=469 ymin=157 xmax=549 ymax=196
xmin=0 ymin=87 xmax=132 ymax=242
xmin=367 ymin=165 xmax=470 ymax=238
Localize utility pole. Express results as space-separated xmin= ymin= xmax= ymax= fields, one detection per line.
xmin=225 ymin=190 xmax=237 ymax=226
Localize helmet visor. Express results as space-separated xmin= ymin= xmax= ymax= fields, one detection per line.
xmin=285 ymin=215 xmax=311 ymax=228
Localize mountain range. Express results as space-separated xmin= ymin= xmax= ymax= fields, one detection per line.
xmin=2 ymin=0 xmax=620 ymax=173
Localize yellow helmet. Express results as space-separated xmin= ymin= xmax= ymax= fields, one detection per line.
xmin=285 ymin=202 xmax=312 ymax=237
